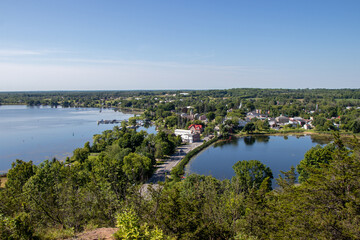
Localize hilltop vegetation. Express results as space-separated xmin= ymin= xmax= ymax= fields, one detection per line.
xmin=0 ymin=132 xmax=359 ymax=239
xmin=0 ymin=124 xmax=180 ymax=239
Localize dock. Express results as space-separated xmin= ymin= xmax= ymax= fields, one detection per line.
xmin=97 ymin=119 xmax=122 ymax=125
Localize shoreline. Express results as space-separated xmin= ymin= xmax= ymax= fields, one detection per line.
xmin=0 ymin=106 xmax=137 ymax=174
xmin=180 ymin=131 xmax=358 ymax=178
xmin=234 ymin=130 xmax=359 ymax=139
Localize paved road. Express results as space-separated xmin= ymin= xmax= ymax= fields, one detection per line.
xmin=140 ymin=141 xmax=205 ymax=196
xmin=147 ymin=141 xmax=203 ymax=184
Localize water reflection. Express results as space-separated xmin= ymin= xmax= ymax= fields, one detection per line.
xmin=310 ymin=135 xmax=333 ymax=145
xmin=243 ymin=136 xmax=270 ymax=145
xmin=185 ymin=135 xmax=331 ymax=186
xmin=214 ymin=138 xmax=238 ymax=148
xmin=256 ymin=136 xmax=270 ymax=143
xmin=244 ymin=136 xmax=256 ymax=145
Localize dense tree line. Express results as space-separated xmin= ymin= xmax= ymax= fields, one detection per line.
xmin=0 ymin=132 xmax=359 ymax=239
xmin=119 ymin=134 xmax=360 ymax=239
xmin=0 ymin=125 xmax=180 ymax=239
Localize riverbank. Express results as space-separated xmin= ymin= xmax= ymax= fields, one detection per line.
xmin=235 ymin=130 xmax=359 ymax=142
xmin=115 ymin=107 xmax=145 ymax=114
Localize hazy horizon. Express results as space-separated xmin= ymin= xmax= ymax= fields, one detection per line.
xmin=1 ymin=87 xmax=360 ymax=93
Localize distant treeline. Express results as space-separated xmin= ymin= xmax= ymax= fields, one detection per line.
xmin=2 ymin=89 xmax=360 ymax=134
xmin=1 ymin=88 xmax=360 ymax=108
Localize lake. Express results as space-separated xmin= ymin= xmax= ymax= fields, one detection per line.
xmin=185 ymin=135 xmax=331 ymax=184
xmin=0 ymin=105 xmax=156 ymax=172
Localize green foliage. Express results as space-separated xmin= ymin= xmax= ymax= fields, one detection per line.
xmin=313 ymin=116 xmax=337 ymax=131
xmin=254 ymin=120 xmax=269 ymax=132
xmin=276 ymin=166 xmax=297 ymax=190
xmin=5 ymin=159 xmax=36 ymax=194
xmin=164 ymin=115 xmax=177 ymax=128
xmin=70 ymin=142 xmax=91 ymax=163
xmin=264 ymin=136 xmax=360 ymax=239
xmin=203 ymin=126 xmax=214 ymax=136
xmin=206 ymin=112 xmax=216 ymax=122
xmin=3 ymin=88 xmax=360 ymax=237
xmin=114 ymin=209 xmax=165 ymax=240
xmin=142 ymin=175 xmax=235 ymax=239
xmin=297 ymin=143 xmax=336 ymax=182
xmin=1 ymin=129 xmax=359 ymax=239
xmin=154 ymin=131 xmax=177 ymax=159
xmin=128 ymin=117 xmax=137 ymax=126
xmin=0 ymin=126 xmax=177 ymax=235
xmin=138 ymin=138 xmax=359 ymax=239
xmin=244 ymin=122 xmax=255 ymax=133
xmin=37 ymin=227 xmax=75 ymax=240
xmin=122 ymin=153 xmax=152 ymax=183
xmin=215 ymin=115 xmax=223 ymax=125
xmin=0 ymin=213 xmax=39 ymax=240
xmin=0 ymin=89 xmax=360 ymax=239
xmin=232 ymin=160 xmax=273 ymax=192
xmin=0 ymin=160 xmax=36 ymax=216
xmin=349 ymin=119 xmax=360 ymax=133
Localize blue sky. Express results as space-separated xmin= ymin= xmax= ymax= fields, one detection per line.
xmin=1 ymin=0 xmax=359 ymax=90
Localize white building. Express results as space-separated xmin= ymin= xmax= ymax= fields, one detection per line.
xmin=174 ymin=129 xmax=200 ymax=143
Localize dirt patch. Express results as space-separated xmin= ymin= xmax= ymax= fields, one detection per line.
xmin=68 ymin=228 xmax=118 ymax=240
xmin=0 ymin=177 xmax=7 ymax=188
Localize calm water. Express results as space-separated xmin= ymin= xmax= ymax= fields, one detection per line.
xmin=0 ymin=105 xmax=156 ymax=172
xmin=185 ymin=135 xmax=330 ymax=183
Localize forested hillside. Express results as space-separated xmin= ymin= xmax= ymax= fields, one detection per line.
xmin=0 ymin=128 xmax=359 ymax=239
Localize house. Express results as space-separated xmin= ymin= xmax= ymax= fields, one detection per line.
xmin=199 ymin=115 xmax=207 ymax=121
xmin=246 ymin=112 xmax=261 ymax=119
xmin=174 ymin=129 xmax=200 ymax=143
xmin=238 ymin=119 xmax=249 ymax=127
xmin=290 ymin=117 xmax=306 ymax=126
xmin=246 ymin=111 xmax=268 ymax=120
xmin=268 ymin=118 xmax=277 ymax=128
xmin=275 ymin=116 xmax=290 ymax=125
xmin=188 ymin=124 xmax=203 ymax=134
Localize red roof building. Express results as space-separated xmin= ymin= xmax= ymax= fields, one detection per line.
xmin=188 ymin=124 xmax=203 ymax=134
